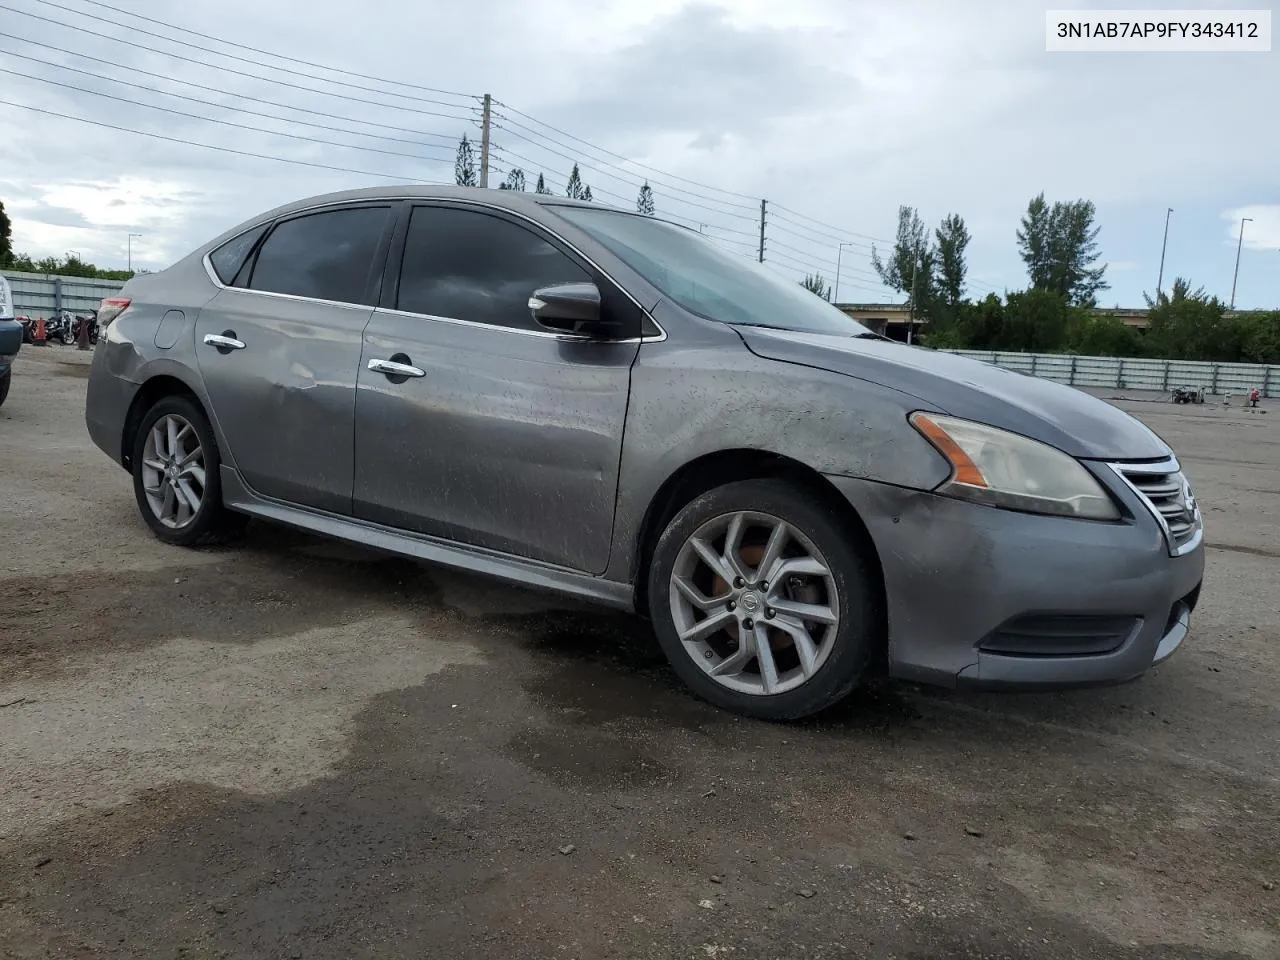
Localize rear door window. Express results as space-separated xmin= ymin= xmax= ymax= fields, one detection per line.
xmin=249 ymin=206 xmax=390 ymax=306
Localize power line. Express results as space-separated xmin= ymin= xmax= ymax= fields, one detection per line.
xmin=494 ymin=100 xmax=761 ymax=204
xmin=0 ymin=31 xmax=473 ymax=144
xmin=27 ymin=0 xmax=479 ymax=108
xmin=492 ymin=110 xmax=759 ymax=215
xmin=771 ymin=202 xmax=894 ymax=246
xmin=0 ymin=97 xmax=441 ymax=182
xmin=767 ymin=219 xmax=876 ymax=254
xmin=0 ymin=45 xmax=464 ymax=151
xmin=5 ymin=68 xmax=457 ymax=166
xmin=0 ymin=3 xmax=479 ymax=123
xmin=491 ymin=120 xmax=758 ymax=224
xmin=58 ymin=0 xmax=479 ymax=100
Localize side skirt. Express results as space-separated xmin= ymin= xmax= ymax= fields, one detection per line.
xmin=220 ymin=466 xmax=637 ymax=612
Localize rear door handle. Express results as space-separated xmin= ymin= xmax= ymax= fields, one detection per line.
xmin=203 ymin=332 xmax=245 ymax=350
xmin=368 ymin=357 xmax=425 ymax=378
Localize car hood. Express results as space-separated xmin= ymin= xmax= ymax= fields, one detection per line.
xmin=738 ymin=327 xmax=1170 ymax=461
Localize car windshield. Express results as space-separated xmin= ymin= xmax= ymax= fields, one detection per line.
xmin=552 ymin=206 xmax=873 ymax=336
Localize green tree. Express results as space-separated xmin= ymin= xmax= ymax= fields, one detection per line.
xmin=872 ymin=205 xmax=939 ymax=329
xmin=0 ymin=199 xmax=12 ymax=267
xmin=565 ymin=163 xmax=587 ymax=199
xmin=871 ymin=205 xmax=929 ymax=296
xmin=534 ymin=173 xmax=552 ymax=195
xmin=1001 ymin=288 xmax=1071 ymax=353
xmin=454 ymin=134 xmax=477 ymax=186
xmin=1016 ymin=192 xmax=1108 ymax=306
xmin=934 ymin=213 xmax=969 ymax=313
xmin=498 ymin=168 xmax=526 ymax=191
xmin=1143 ymin=278 xmax=1238 ymax=361
xmin=800 ymin=273 xmax=831 ymax=300
xmin=1068 ymin=311 xmax=1145 ymax=357
xmin=582 ymin=185 xmax=593 ymax=202
xmin=637 ymin=181 xmax=655 ymax=215
xmin=1236 ymin=311 xmax=1280 ymax=365
xmin=958 ymin=293 xmax=1007 ymax=348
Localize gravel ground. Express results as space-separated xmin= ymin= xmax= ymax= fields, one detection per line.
xmin=1 ymin=346 xmax=1277 ymax=959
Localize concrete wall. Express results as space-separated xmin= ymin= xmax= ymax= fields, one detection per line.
xmin=0 ymin=270 xmax=127 ymax=317
xmin=948 ymin=349 xmax=1279 ymax=398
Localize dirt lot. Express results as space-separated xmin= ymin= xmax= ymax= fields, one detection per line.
xmin=2 ymin=346 xmax=1277 ymax=960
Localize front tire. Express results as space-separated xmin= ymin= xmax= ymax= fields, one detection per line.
xmin=131 ymin=395 xmax=247 ymax=547
xmin=0 ymin=367 xmax=10 ymax=408
xmin=647 ymin=478 xmax=881 ymax=721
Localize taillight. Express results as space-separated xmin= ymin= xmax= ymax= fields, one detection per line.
xmin=97 ymin=297 xmax=131 ymax=327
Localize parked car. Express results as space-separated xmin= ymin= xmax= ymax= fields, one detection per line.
xmin=0 ymin=274 xmax=18 ymax=407
xmin=84 ymin=187 xmax=1205 ymax=720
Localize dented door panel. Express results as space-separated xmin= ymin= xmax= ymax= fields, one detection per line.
xmin=193 ymin=287 xmax=370 ymax=514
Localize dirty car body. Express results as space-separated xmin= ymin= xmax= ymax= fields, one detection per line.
xmin=0 ymin=272 xmax=20 ymax=407
xmin=84 ymin=186 xmax=1205 ymax=719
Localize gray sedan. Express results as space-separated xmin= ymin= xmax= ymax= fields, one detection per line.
xmin=85 ymin=187 xmax=1205 ymax=720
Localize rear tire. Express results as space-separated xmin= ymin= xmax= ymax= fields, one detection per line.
xmin=647 ymin=478 xmax=881 ymax=721
xmin=131 ymin=395 xmax=248 ymax=547
xmin=0 ymin=368 xmax=10 ymax=408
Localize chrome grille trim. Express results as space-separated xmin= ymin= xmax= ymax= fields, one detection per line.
xmin=1107 ymin=456 xmax=1203 ymax=557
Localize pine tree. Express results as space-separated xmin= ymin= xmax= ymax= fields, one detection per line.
xmin=636 ymin=181 xmax=655 ymax=216
xmin=565 ymin=163 xmax=586 ymax=200
xmin=582 ymin=185 xmax=593 ymax=202
xmin=535 ymin=173 xmax=552 ymax=195
xmin=499 ymin=168 xmax=526 ymax=191
xmin=1017 ymin=193 xmax=1109 ymax=306
xmin=454 ymin=134 xmax=477 ymax=187
xmin=801 ymin=273 xmax=831 ymax=300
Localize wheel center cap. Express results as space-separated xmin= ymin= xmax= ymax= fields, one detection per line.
xmin=739 ymin=591 xmax=761 ymax=613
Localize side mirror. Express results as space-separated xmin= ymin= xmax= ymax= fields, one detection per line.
xmin=529 ymin=282 xmax=619 ymax=338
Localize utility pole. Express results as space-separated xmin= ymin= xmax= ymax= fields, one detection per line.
xmin=834 ymin=241 xmax=853 ymax=303
xmin=1155 ymin=207 xmax=1172 ymax=305
xmin=758 ymin=199 xmax=767 ymax=263
xmin=127 ymin=233 xmax=142 ymax=272
xmin=907 ymin=255 xmax=918 ymax=345
xmin=479 ymin=93 xmax=492 ymax=189
xmin=1230 ymin=216 xmax=1251 ymax=309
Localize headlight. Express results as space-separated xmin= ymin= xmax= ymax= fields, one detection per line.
xmin=909 ymin=412 xmax=1120 ymax=520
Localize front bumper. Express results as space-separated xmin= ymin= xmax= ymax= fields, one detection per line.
xmin=826 ymin=472 xmax=1205 ymax=691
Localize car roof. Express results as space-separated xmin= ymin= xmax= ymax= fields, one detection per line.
xmin=251 ymin=184 xmax=619 ymax=222
xmin=190 ymin=185 xmax=637 ymax=263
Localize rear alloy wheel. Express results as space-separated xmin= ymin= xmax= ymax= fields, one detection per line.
xmin=648 ymin=479 xmax=880 ymax=720
xmin=131 ymin=395 xmax=247 ymax=547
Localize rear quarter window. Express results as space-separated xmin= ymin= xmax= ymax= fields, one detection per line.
xmin=208 ymin=223 xmax=269 ymax=285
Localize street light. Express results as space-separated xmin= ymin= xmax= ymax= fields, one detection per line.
xmin=1155 ymin=207 xmax=1172 ymax=304
xmin=834 ymin=241 xmax=855 ymax=303
xmin=127 ymin=233 xmax=143 ymax=272
xmin=1230 ymin=217 xmax=1252 ymax=309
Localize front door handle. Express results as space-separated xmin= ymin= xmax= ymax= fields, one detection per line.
xmin=368 ymin=357 xmax=425 ymax=378
xmin=203 ymin=332 xmax=245 ymax=351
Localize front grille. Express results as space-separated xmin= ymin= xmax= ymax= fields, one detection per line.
xmin=1115 ymin=460 xmax=1201 ymax=553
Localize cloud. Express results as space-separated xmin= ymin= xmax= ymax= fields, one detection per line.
xmin=1222 ymin=206 xmax=1280 ymax=250
xmin=0 ymin=0 xmax=1274 ymax=307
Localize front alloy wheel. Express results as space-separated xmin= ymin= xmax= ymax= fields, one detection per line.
xmin=648 ymin=478 xmax=880 ymax=720
xmin=669 ymin=511 xmax=840 ymax=697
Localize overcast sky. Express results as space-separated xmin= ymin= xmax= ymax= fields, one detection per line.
xmin=0 ymin=0 xmax=1276 ymax=308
